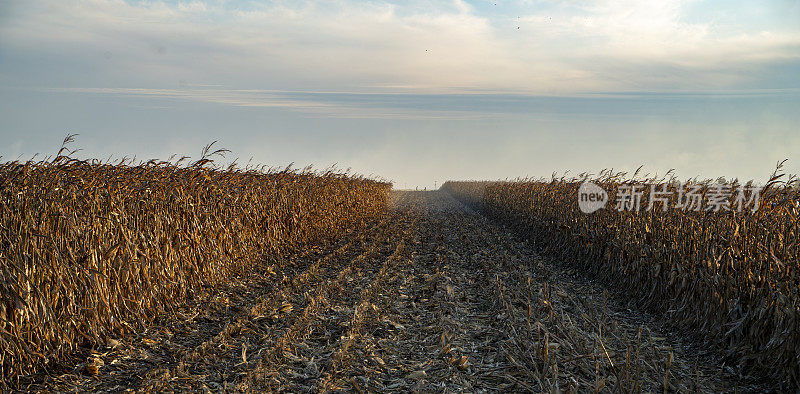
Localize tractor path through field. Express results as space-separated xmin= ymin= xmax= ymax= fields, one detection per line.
xmin=27 ymin=191 xmax=766 ymax=392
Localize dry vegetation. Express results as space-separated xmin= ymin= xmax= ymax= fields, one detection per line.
xmin=3 ymin=138 xmax=795 ymax=392
xmin=16 ymin=191 xmax=768 ymax=392
xmin=442 ymin=167 xmax=800 ymax=389
xmin=0 ymin=138 xmax=389 ymax=384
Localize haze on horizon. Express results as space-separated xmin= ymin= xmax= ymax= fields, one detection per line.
xmin=1 ymin=0 xmax=799 ymax=188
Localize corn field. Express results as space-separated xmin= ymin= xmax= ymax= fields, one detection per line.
xmin=4 ymin=138 xmax=795 ymax=391
xmin=0 ymin=144 xmax=390 ymax=382
xmin=442 ymin=170 xmax=800 ymax=388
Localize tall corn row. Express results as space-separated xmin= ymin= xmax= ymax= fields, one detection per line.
xmin=442 ymin=176 xmax=800 ymax=388
xmin=0 ymin=156 xmax=390 ymax=381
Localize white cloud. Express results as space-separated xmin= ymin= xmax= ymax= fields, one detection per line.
xmin=0 ymin=0 xmax=798 ymax=94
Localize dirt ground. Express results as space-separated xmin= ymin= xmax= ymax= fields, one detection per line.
xmin=22 ymin=191 xmax=771 ymax=392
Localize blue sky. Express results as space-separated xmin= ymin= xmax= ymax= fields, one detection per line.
xmin=1 ymin=0 xmax=798 ymax=187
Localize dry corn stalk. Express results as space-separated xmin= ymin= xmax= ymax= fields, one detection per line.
xmin=442 ymin=167 xmax=800 ymax=388
xmin=0 ymin=143 xmax=391 ymax=384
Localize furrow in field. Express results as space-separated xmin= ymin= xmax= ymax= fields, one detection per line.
xmin=446 ymin=191 xmax=764 ymax=392
xmin=314 ymin=216 xmax=417 ymax=392
xmin=233 ymin=212 xmax=412 ymax=392
xmin=134 ymin=216 xmax=394 ymax=392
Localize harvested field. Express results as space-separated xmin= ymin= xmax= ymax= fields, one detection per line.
xmin=19 ymin=191 xmax=773 ymax=392
xmin=443 ymin=176 xmax=800 ymax=389
xmin=5 ymin=1 xmax=796 ymax=392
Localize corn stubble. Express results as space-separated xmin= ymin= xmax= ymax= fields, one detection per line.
xmin=0 ymin=141 xmax=390 ymax=383
xmin=442 ymin=168 xmax=800 ymax=388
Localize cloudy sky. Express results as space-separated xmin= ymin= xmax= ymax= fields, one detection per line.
xmin=1 ymin=0 xmax=798 ymax=187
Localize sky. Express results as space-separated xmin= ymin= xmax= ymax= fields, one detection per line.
xmin=1 ymin=0 xmax=798 ymax=188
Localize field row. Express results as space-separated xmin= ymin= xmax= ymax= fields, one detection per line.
xmin=0 ymin=154 xmax=389 ymax=383
xmin=28 ymin=191 xmax=769 ymax=392
xmin=442 ymin=176 xmax=800 ymax=389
